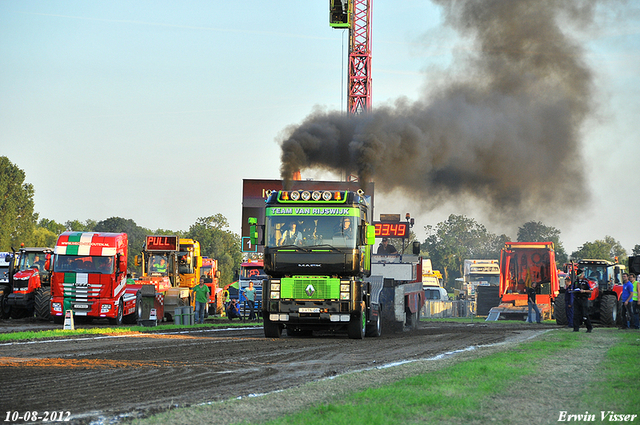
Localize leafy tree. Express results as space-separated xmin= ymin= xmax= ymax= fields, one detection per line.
xmin=64 ymin=219 xmax=97 ymax=232
xmin=38 ymin=218 xmax=66 ymax=236
xmin=0 ymin=157 xmax=37 ymax=250
xmin=517 ymin=221 xmax=567 ymax=265
xmin=31 ymin=227 xmax=58 ymax=248
xmin=185 ymin=214 xmax=242 ymax=285
xmin=633 ymin=244 xmax=640 ymax=256
xmin=571 ymin=236 xmax=627 ymax=262
xmin=423 ymin=214 xmax=509 ymax=288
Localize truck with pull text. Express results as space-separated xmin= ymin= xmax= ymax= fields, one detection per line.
xmin=251 ymin=188 xmax=424 ymax=339
xmin=50 ymin=232 xmax=139 ymax=325
xmin=135 ymin=235 xmax=203 ymax=321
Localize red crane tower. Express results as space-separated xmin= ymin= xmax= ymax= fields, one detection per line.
xmin=330 ymin=0 xmax=371 ymax=115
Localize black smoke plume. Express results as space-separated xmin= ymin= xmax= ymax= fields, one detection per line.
xmin=280 ymin=0 xmax=597 ymax=222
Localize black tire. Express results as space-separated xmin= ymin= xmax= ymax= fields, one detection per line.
xmin=407 ymin=310 xmax=419 ymax=330
xmin=34 ymin=287 xmax=52 ymax=321
xmin=10 ymin=307 xmax=27 ymax=319
xmin=554 ymin=293 xmax=567 ymax=325
xmin=108 ymin=298 xmax=124 ymax=326
xmin=599 ymin=294 xmax=617 ymax=327
xmin=365 ymin=308 xmax=382 ymax=337
xmin=123 ymin=291 xmax=142 ymax=324
xmin=348 ymin=309 xmax=366 ymax=339
xmin=263 ymin=317 xmax=282 ymax=338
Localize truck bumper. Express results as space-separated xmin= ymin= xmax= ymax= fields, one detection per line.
xmin=7 ymin=292 xmax=34 ymax=309
xmin=264 ymin=299 xmax=357 ymax=326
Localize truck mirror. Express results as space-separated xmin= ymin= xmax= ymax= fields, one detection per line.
xmin=134 ymin=255 xmax=141 ymax=267
xmin=196 ymin=256 xmax=203 ymax=268
xmin=215 ymin=270 xmax=221 ymax=278
xmin=5 ymin=254 xmax=11 ymax=262
xmin=412 ymin=241 xmax=421 ymax=255
xmin=44 ymin=254 xmax=51 ymax=271
xmin=366 ymin=225 xmax=376 ymax=245
xmin=118 ymin=255 xmax=127 ymax=272
xmin=250 ymin=224 xmax=258 ymax=246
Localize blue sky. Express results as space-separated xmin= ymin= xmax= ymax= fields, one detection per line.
xmin=1 ymin=1 xmax=639 ymax=255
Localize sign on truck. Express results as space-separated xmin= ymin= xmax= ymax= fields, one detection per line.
xmin=250 ymin=188 xmax=424 ymax=339
xmin=50 ymin=232 xmax=139 ymax=325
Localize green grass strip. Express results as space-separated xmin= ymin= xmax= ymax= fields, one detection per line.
xmin=0 ymin=320 xmax=261 ymax=342
xmin=259 ymin=333 xmax=584 ymax=425
xmin=582 ymin=331 xmax=640 ymax=412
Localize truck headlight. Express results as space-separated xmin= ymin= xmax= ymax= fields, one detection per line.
xmin=340 ymin=284 xmax=350 ymax=292
xmin=52 ymin=302 xmax=62 ymax=312
xmin=270 ymin=283 xmax=280 ymax=292
xmin=101 ymin=304 xmax=111 ymax=313
xmin=270 ymin=292 xmax=280 ymax=300
xmin=340 ymin=292 xmax=350 ymax=300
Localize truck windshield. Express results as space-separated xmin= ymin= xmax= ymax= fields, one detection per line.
xmin=468 ymin=274 xmax=499 ymax=285
xmin=18 ymin=252 xmax=45 ymax=272
xmin=264 ymin=214 xmax=357 ymax=249
xmin=148 ymin=255 xmax=168 ymax=276
xmin=54 ymin=255 xmax=114 ymax=274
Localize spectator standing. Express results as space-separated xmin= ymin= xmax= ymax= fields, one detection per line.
xmin=620 ymin=273 xmax=634 ymax=329
xmin=564 ymin=276 xmax=574 ymax=328
xmin=377 ymin=238 xmax=398 ymax=255
xmin=192 ymin=277 xmax=210 ymax=324
xmin=244 ymin=281 xmax=257 ymax=321
xmin=630 ymin=273 xmax=639 ymax=330
xmin=573 ymin=269 xmax=593 ymax=333
xmin=526 ymin=281 xmax=542 ymax=323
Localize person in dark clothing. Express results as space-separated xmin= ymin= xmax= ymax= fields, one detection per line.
xmin=564 ymin=276 xmax=574 ymax=328
xmin=573 ymin=269 xmax=593 ymax=333
xmin=526 ymin=281 xmax=541 ymax=323
xmin=376 ymin=238 xmax=398 ymax=255
xmin=226 ymin=299 xmax=241 ymax=320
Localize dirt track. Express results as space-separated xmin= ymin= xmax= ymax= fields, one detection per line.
xmin=0 ymin=320 xmax=552 ymax=424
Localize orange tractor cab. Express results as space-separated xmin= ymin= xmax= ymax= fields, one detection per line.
xmin=487 ymin=242 xmax=560 ymax=321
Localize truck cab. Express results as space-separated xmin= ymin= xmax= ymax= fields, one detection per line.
xmin=257 ymin=189 xmax=376 ymax=338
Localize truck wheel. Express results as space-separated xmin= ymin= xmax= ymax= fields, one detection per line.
xmin=34 ymin=287 xmax=52 ymax=321
xmin=554 ymin=293 xmax=567 ymax=325
xmin=263 ymin=317 xmax=282 ymax=338
xmin=10 ymin=307 xmax=27 ymax=319
xmin=108 ymin=299 xmax=124 ymax=326
xmin=348 ymin=310 xmax=366 ymax=339
xmin=365 ymin=309 xmax=382 ymax=337
xmin=123 ymin=291 xmax=142 ymax=324
xmin=599 ymin=294 xmax=617 ymax=327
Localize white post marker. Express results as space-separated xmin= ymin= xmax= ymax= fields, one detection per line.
xmin=149 ymin=308 xmax=157 ymax=321
xmin=63 ymin=310 xmax=75 ymax=330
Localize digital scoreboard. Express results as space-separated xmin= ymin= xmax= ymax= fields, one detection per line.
xmin=373 ymin=222 xmax=409 ymax=238
xmin=146 ymin=235 xmax=178 ymax=251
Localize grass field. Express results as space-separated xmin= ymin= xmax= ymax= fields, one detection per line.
xmin=130 ymin=327 xmax=640 ymax=425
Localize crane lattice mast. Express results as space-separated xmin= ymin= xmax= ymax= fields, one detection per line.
xmin=330 ymin=0 xmax=372 ymax=115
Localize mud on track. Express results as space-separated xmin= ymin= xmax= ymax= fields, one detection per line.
xmin=0 ymin=321 xmax=552 ymax=424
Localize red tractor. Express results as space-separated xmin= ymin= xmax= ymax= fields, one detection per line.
xmin=4 ymin=247 xmax=54 ymax=320
xmin=555 ymin=259 xmax=624 ymax=327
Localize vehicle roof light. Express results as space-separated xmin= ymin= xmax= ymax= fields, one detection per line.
xmin=281 ymin=191 xmax=289 ymax=200
xmin=334 ymin=192 xmax=341 ymax=200
xmin=290 ymin=191 xmax=300 ymax=201
xmin=312 ymin=191 xmax=321 ymax=201
xmin=301 ymin=191 xmax=311 ymax=201
xmin=322 ymin=191 xmax=332 ymax=201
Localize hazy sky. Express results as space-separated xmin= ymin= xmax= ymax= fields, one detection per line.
xmin=1 ymin=1 xmax=639 ymax=255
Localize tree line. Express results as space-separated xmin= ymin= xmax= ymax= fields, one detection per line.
xmin=2 ymin=156 xmax=638 ymax=289
xmin=0 ymin=157 xmax=242 ymax=285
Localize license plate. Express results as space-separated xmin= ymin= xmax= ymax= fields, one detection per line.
xmin=74 ymin=304 xmax=89 ymax=309
xmin=299 ymin=307 xmax=320 ymax=313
